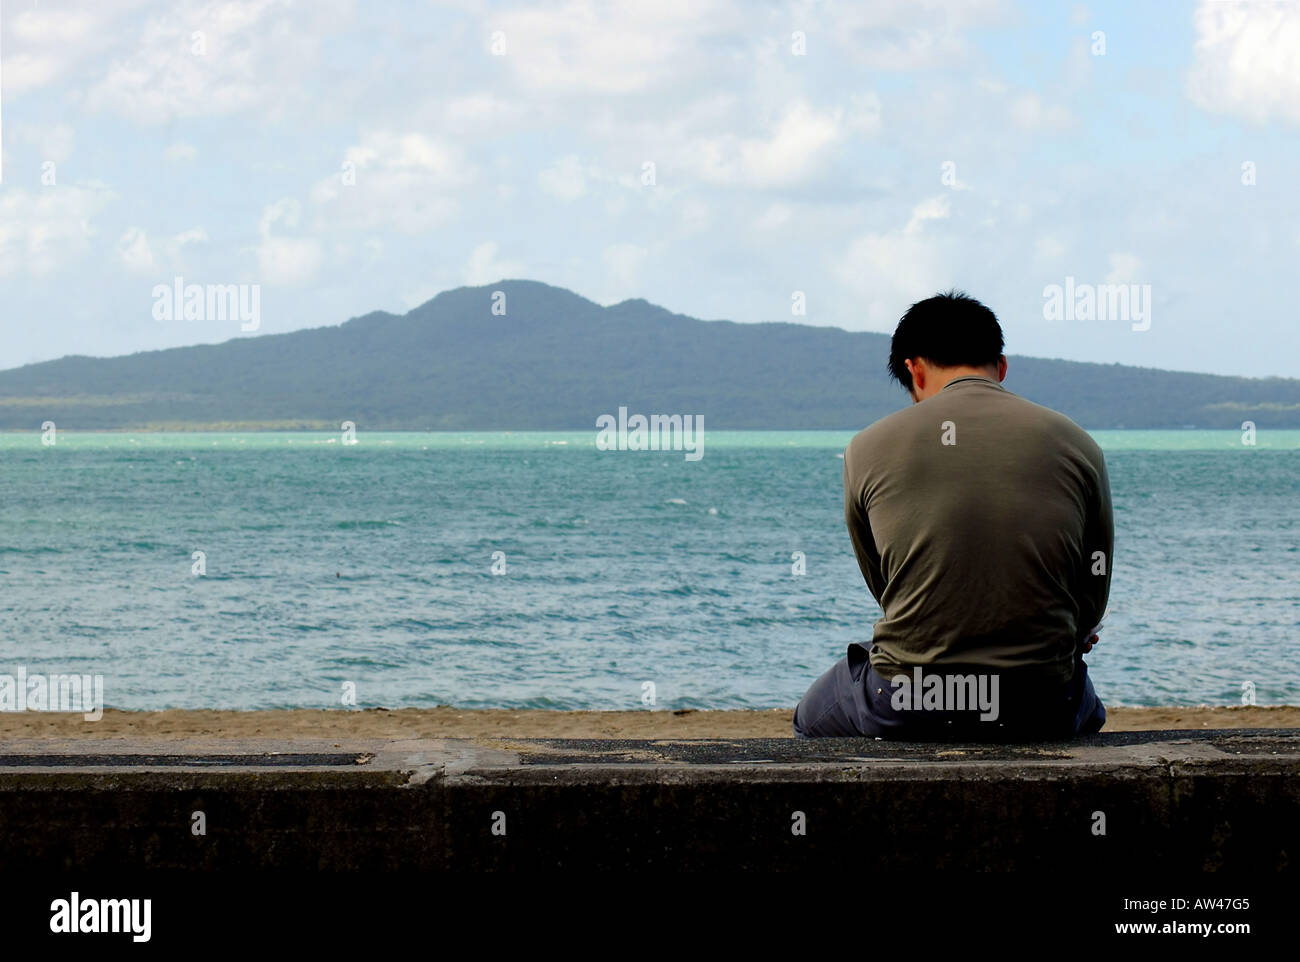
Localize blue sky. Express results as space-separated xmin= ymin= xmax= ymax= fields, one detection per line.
xmin=1 ymin=0 xmax=1297 ymax=376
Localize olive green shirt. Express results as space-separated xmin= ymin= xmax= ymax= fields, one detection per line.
xmin=843 ymin=375 xmax=1113 ymax=683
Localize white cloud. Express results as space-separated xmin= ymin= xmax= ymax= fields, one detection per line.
xmin=311 ymin=131 xmax=474 ymax=234
xmin=82 ymin=0 xmax=351 ymax=124
xmin=442 ymin=94 xmax=527 ymax=134
xmin=401 ymin=284 xmax=442 ymax=311
xmin=677 ymin=198 xmax=712 ymax=234
xmin=602 ymin=243 xmax=649 ymax=290
xmin=11 ymin=124 xmax=77 ymax=165
xmin=905 ymin=195 xmax=952 ymax=233
xmin=173 ymin=229 xmax=209 ymax=247
xmin=1035 ymin=235 xmax=1067 ymax=261
xmin=1188 ymin=0 xmax=1300 ymax=126
xmin=168 ymin=228 xmax=210 ymax=271
xmin=817 ymin=0 xmax=1006 ymax=70
xmin=835 ymin=196 xmax=954 ymax=327
xmin=116 ymin=228 xmax=157 ymax=274
xmin=1009 ymin=93 xmax=1074 ymax=131
xmin=0 ymin=185 xmax=113 ymax=278
xmin=493 ymin=0 xmax=744 ymax=94
xmin=257 ymin=199 xmax=322 ymax=286
xmin=3 ymin=6 xmax=132 ymax=94
xmin=3 ymin=53 xmax=65 ymax=95
xmin=1105 ymin=252 xmax=1143 ymax=285
xmin=463 ymin=242 xmax=525 ymax=285
xmin=537 ymin=155 xmax=591 ymax=201
xmin=846 ymin=92 xmax=884 ymax=135
xmin=689 ymin=102 xmax=843 ymax=188
xmin=165 ymin=143 xmax=199 ymax=162
xmin=116 ymin=227 xmax=209 ymax=276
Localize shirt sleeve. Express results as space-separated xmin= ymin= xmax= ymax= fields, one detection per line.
xmin=844 ymin=450 xmax=888 ymax=606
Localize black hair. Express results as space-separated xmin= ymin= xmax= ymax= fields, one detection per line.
xmin=887 ymin=290 xmax=1005 ymax=392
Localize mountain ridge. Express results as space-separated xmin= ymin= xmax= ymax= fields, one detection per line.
xmin=1 ymin=279 xmax=1297 ymax=430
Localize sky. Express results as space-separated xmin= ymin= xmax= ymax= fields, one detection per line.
xmin=1 ymin=0 xmax=1298 ymax=377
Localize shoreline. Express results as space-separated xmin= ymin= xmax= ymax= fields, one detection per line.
xmin=2 ymin=705 xmax=1296 ymax=739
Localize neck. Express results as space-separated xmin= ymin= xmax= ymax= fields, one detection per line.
xmin=912 ymin=365 xmax=1000 ymax=403
xmin=931 ymin=366 xmax=997 ymax=390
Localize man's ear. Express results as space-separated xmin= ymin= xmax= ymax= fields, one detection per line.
xmin=904 ymin=358 xmax=926 ymax=403
xmin=997 ymin=355 xmax=1008 ymax=382
xmin=905 ymin=357 xmax=924 ymax=390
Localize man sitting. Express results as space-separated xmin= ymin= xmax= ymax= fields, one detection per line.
xmin=794 ymin=291 xmax=1110 ymax=740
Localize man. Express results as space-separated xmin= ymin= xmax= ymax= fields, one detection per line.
xmin=794 ymin=291 xmax=1111 ymax=739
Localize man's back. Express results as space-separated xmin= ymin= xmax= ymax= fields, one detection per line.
xmin=843 ymin=375 xmax=1113 ymax=684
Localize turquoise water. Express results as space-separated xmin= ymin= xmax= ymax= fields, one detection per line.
xmin=1 ymin=430 xmax=1297 ymax=710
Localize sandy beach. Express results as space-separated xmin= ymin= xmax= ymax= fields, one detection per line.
xmin=0 ymin=705 xmax=1295 ymax=740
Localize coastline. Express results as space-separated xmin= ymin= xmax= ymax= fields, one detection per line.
xmin=2 ymin=704 xmax=1296 ymax=739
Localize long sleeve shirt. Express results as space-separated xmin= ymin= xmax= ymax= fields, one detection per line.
xmin=843 ymin=375 xmax=1113 ymax=683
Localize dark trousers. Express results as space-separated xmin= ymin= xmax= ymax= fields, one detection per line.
xmin=793 ymin=643 xmax=1105 ymax=740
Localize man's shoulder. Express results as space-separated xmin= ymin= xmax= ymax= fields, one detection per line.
xmin=1005 ymin=392 xmax=1104 ymax=459
xmin=846 ymin=405 xmax=915 ymax=457
xmin=846 ymin=387 xmax=1103 ymax=464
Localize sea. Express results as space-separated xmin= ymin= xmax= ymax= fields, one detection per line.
xmin=1 ymin=430 xmax=1296 ymax=710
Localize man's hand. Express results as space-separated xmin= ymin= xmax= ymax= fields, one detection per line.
xmin=1081 ymin=633 xmax=1100 ymax=654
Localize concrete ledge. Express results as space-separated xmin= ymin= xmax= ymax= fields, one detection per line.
xmin=1 ymin=729 xmax=1296 ymax=871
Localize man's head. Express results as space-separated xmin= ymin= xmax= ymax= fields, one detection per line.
xmin=888 ymin=290 xmax=1008 ymax=402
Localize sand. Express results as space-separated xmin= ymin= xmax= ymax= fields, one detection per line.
xmin=0 ymin=705 xmax=1296 ymax=740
